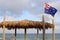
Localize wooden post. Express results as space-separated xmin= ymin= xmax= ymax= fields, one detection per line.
xmin=15 ymin=28 xmax=17 ymax=40
xmin=52 ymin=19 xmax=55 ymax=40
xmin=42 ymin=14 xmax=45 ymax=40
xmin=24 ymin=28 xmax=26 ymax=40
xmin=2 ymin=15 xmax=6 ymax=40
xmin=37 ymin=28 xmax=39 ymax=40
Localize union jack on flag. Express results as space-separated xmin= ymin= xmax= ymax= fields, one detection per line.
xmin=45 ymin=3 xmax=57 ymax=17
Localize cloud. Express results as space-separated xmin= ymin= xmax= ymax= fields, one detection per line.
xmin=0 ymin=0 xmax=56 ymax=17
xmin=6 ymin=16 xmax=15 ymax=21
xmin=55 ymin=25 xmax=60 ymax=33
xmin=0 ymin=0 xmax=30 ymax=17
xmin=55 ymin=26 xmax=60 ymax=29
xmin=55 ymin=21 xmax=60 ymax=25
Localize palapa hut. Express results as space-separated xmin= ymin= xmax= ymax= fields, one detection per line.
xmin=0 ymin=19 xmax=53 ymax=29
xmin=0 ymin=19 xmax=54 ymax=40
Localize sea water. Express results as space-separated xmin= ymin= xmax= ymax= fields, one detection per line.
xmin=0 ymin=33 xmax=60 ymax=40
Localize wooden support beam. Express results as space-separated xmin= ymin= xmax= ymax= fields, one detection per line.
xmin=52 ymin=19 xmax=55 ymax=40
xmin=2 ymin=15 xmax=6 ymax=40
xmin=42 ymin=15 xmax=45 ymax=40
xmin=15 ymin=28 xmax=17 ymax=37
xmin=15 ymin=28 xmax=17 ymax=40
xmin=2 ymin=24 xmax=5 ymax=40
xmin=24 ymin=28 xmax=26 ymax=40
xmin=37 ymin=28 xmax=39 ymax=40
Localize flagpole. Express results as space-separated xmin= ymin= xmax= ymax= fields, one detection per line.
xmin=42 ymin=14 xmax=45 ymax=40
xmin=2 ymin=15 xmax=6 ymax=40
xmin=52 ymin=18 xmax=55 ymax=40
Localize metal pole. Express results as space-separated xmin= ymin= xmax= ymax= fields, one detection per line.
xmin=24 ymin=28 xmax=26 ymax=40
xmin=2 ymin=15 xmax=5 ymax=40
xmin=52 ymin=19 xmax=55 ymax=40
xmin=42 ymin=14 xmax=45 ymax=40
xmin=37 ymin=28 xmax=39 ymax=40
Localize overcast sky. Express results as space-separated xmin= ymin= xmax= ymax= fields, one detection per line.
xmin=0 ymin=0 xmax=60 ymax=34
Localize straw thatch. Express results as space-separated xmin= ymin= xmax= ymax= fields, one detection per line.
xmin=0 ymin=19 xmax=54 ymax=30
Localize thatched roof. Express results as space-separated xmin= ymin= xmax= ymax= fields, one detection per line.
xmin=0 ymin=19 xmax=54 ymax=30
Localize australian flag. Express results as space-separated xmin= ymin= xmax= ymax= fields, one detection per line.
xmin=45 ymin=3 xmax=57 ymax=17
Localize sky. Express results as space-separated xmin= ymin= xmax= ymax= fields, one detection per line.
xmin=0 ymin=0 xmax=60 ymax=34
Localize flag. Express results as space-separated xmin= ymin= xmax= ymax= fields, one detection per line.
xmin=45 ymin=3 xmax=57 ymax=17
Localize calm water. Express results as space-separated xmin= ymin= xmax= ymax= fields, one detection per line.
xmin=0 ymin=33 xmax=60 ymax=40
